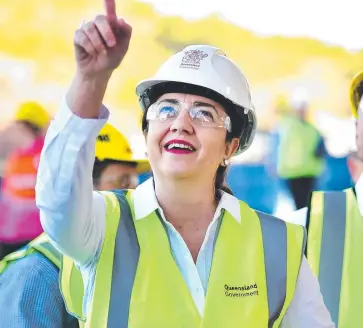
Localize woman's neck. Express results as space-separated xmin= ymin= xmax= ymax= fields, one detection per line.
xmin=154 ymin=175 xmax=218 ymax=261
xmin=154 ymin=175 xmax=216 ymax=221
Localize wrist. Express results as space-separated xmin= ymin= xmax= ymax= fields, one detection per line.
xmin=74 ymin=71 xmax=112 ymax=88
xmin=66 ymin=73 xmax=111 ymax=119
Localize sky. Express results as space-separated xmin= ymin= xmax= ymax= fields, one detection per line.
xmin=142 ymin=0 xmax=363 ymax=51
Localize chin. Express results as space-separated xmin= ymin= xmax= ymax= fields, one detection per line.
xmin=160 ymin=163 xmax=197 ymax=180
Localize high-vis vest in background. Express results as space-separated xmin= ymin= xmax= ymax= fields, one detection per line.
xmin=307 ymin=189 xmax=363 ymax=328
xmin=0 ymin=233 xmax=61 ymax=273
xmin=277 ymin=115 xmax=324 ymax=179
xmin=0 ymin=136 xmax=45 ymax=243
xmin=61 ymin=190 xmax=306 ymax=328
xmin=0 ymin=233 xmax=85 ymax=328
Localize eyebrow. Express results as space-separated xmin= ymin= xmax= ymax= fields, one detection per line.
xmin=158 ymin=98 xmax=180 ymax=104
xmin=193 ymin=101 xmax=218 ymax=113
xmin=158 ymin=98 xmax=222 ymax=116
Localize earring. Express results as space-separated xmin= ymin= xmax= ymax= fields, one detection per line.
xmin=223 ymin=158 xmax=229 ymax=166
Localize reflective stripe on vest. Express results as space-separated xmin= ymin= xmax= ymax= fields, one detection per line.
xmin=62 ymin=190 xmax=305 ymax=328
xmin=0 ymin=233 xmax=61 ymax=273
xmin=307 ymin=189 xmax=363 ymax=327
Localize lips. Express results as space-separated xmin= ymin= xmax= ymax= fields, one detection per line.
xmin=164 ymin=139 xmax=196 ymax=154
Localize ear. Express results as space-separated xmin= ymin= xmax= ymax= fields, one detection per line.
xmin=347 ymin=155 xmax=363 ymax=183
xmin=225 ymin=137 xmax=240 ymax=159
xmin=347 ymin=156 xmax=355 ymax=177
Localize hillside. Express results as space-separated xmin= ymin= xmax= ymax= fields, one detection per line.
xmin=0 ymin=0 xmax=362 ymax=136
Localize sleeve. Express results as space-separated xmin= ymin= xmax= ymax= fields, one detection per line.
xmin=0 ymin=253 xmax=78 ymax=328
xmin=35 ymin=98 xmax=108 ymax=265
xmin=281 ymin=257 xmax=335 ymax=328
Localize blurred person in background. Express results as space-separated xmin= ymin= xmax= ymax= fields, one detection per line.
xmin=288 ymin=71 xmax=363 ymax=328
xmin=93 ymin=123 xmax=150 ymax=190
xmin=0 ymin=102 xmax=51 ymax=259
xmin=273 ymin=92 xmax=326 ymax=209
xmin=0 ymin=123 xmax=150 ymax=328
xmin=0 ymin=101 xmax=49 ymax=176
xmin=35 ymin=1 xmax=333 ymax=327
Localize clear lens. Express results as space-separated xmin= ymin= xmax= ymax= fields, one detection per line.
xmin=147 ymin=100 xmax=231 ymax=132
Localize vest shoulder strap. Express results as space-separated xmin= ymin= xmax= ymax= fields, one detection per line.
xmin=0 ymin=233 xmax=61 ymax=273
xmin=30 ymin=235 xmax=62 ymax=268
xmin=60 ymin=190 xmax=130 ymax=324
xmin=253 ymin=206 xmax=306 ymax=327
xmin=308 ymin=188 xmax=363 ymax=326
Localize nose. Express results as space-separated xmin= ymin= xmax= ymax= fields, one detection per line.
xmin=169 ymin=109 xmax=194 ymax=134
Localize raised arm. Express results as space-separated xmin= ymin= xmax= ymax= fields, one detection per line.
xmin=35 ymin=0 xmax=132 ymax=265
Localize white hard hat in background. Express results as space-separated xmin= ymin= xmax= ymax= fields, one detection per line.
xmin=136 ymin=45 xmax=257 ymax=154
xmin=290 ymin=88 xmax=309 ymax=111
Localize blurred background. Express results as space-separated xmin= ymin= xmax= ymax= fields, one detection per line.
xmin=0 ymin=0 xmax=362 ymax=218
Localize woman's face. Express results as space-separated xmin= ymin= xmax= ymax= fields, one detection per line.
xmin=145 ymin=93 xmax=239 ymax=181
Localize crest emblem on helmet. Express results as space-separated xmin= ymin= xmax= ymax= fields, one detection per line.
xmin=180 ymin=50 xmax=208 ymax=70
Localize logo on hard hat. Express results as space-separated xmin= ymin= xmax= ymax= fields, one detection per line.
xmin=180 ymin=50 xmax=208 ymax=70
xmin=97 ymin=134 xmax=110 ymax=142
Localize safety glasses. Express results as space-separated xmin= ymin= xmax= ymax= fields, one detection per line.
xmin=146 ymin=99 xmax=232 ymax=132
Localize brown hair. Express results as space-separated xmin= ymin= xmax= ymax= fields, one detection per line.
xmin=215 ymin=165 xmax=233 ymax=196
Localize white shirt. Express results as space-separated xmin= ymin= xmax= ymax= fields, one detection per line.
xmin=36 ymin=99 xmax=335 ymax=327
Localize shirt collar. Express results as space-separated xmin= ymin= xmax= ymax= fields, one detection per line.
xmin=133 ymin=178 xmax=241 ymax=223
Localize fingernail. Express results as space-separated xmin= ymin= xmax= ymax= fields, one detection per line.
xmin=108 ymin=40 xmax=115 ymax=47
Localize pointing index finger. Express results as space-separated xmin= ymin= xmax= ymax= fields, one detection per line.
xmin=104 ymin=0 xmax=117 ymax=22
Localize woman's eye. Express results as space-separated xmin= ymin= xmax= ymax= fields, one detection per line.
xmin=193 ymin=108 xmax=215 ymax=121
xmin=158 ymin=106 xmax=177 ymax=117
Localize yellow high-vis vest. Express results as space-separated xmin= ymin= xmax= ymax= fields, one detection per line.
xmin=61 ymin=190 xmax=306 ymax=328
xmin=307 ymin=189 xmax=363 ymax=328
xmin=277 ymin=115 xmax=324 ymax=179
xmin=0 ymin=233 xmax=61 ymax=273
xmin=0 ymin=233 xmax=85 ymax=328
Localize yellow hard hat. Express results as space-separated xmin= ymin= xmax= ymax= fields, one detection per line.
xmin=275 ymin=95 xmax=290 ymax=114
xmin=14 ymin=101 xmax=51 ymax=129
xmin=349 ymin=71 xmax=363 ymax=119
xmin=95 ymin=123 xmax=150 ymax=174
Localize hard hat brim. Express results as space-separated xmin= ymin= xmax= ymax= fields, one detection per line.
xmin=136 ymin=79 xmax=178 ymax=102
xmin=136 ymin=78 xmax=255 ymax=111
xmin=116 ymin=158 xmax=151 ymax=174
xmin=134 ymin=159 xmax=151 ymax=174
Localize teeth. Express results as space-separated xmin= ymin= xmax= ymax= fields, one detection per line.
xmin=167 ymin=143 xmax=194 ymax=151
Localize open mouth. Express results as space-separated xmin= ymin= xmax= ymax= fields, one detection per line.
xmin=164 ymin=141 xmax=196 ymax=154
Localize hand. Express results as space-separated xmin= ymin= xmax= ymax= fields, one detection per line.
xmin=74 ymin=0 xmax=132 ymax=79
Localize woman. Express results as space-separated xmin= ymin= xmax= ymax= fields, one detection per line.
xmin=36 ymin=1 xmax=334 ymax=327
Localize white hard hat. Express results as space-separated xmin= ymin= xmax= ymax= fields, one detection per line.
xmin=290 ymin=88 xmax=309 ymax=111
xmin=136 ymin=45 xmax=257 ymax=154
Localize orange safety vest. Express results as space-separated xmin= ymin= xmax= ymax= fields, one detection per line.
xmin=0 ymin=136 xmax=44 ymax=242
